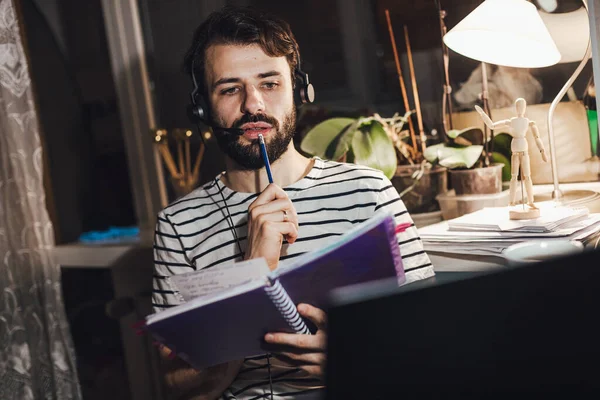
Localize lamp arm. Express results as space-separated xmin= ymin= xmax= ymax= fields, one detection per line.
xmin=546 ymin=0 xmax=591 ymax=200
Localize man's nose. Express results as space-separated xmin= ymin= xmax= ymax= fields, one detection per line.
xmin=241 ymin=85 xmax=265 ymax=115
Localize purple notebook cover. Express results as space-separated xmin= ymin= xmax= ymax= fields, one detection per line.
xmin=276 ymin=212 xmax=404 ymax=310
xmin=146 ymin=212 xmax=403 ymax=369
xmin=147 ymin=284 xmax=293 ymax=370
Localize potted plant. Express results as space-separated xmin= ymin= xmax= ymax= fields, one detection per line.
xmin=423 ymin=126 xmax=508 ymax=195
xmin=300 ymin=112 xmax=448 ymax=214
xmin=423 ymin=127 xmax=513 ymax=219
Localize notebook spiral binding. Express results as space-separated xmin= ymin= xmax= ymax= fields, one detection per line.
xmin=264 ymin=280 xmax=311 ymax=335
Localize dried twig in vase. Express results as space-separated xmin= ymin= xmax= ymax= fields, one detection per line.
xmin=385 ymin=9 xmax=417 ymax=154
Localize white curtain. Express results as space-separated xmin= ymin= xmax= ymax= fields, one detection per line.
xmin=0 ymin=0 xmax=82 ymax=398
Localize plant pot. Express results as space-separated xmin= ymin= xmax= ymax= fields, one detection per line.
xmin=391 ymin=165 xmax=448 ymax=214
xmin=411 ymin=210 xmax=443 ymax=228
xmin=437 ymin=189 xmax=510 ymax=220
xmin=449 ymin=163 xmax=504 ymax=195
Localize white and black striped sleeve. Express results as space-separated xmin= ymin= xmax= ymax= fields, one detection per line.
xmin=152 ymin=211 xmax=192 ymax=312
xmin=374 ymin=176 xmax=435 ymax=284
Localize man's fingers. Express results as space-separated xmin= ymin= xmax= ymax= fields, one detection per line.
xmin=261 ymin=221 xmax=299 ymax=243
xmin=249 ymin=199 xmax=298 ymax=227
xmin=249 ymin=184 xmax=288 ymax=209
xmin=298 ymin=304 xmax=327 ymax=331
xmin=272 ymin=351 xmax=324 ymax=366
xmin=254 ymin=210 xmax=297 ymax=226
xmin=299 ymin=365 xmax=323 ymax=378
xmin=264 ymin=331 xmax=326 ymax=351
xmin=271 ymin=354 xmax=324 ymax=379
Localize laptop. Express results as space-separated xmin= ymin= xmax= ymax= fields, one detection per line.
xmin=326 ymin=249 xmax=600 ymax=399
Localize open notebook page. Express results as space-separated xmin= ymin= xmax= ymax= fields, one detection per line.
xmin=146 ymin=259 xmax=269 ymax=325
xmin=170 ymin=258 xmax=270 ymax=301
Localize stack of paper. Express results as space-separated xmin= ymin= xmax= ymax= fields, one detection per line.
xmin=419 ymin=205 xmax=600 ymax=256
xmin=447 ymin=204 xmax=589 ymax=233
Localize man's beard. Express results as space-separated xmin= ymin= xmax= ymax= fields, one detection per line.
xmin=214 ymin=108 xmax=297 ymax=170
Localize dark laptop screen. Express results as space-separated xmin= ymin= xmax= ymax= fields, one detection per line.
xmin=326 ymin=249 xmax=600 ymax=399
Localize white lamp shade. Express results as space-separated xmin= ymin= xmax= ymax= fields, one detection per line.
xmin=443 ymin=0 xmax=561 ymax=68
xmin=539 ymin=7 xmax=590 ymax=64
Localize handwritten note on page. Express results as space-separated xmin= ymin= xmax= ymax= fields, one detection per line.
xmin=169 ymin=258 xmax=270 ymax=302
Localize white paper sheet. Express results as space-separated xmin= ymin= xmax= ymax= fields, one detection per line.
xmin=447 ymin=203 xmax=589 ymax=233
xmin=169 ymin=258 xmax=270 ymax=301
xmin=420 ymin=214 xmax=600 ymax=256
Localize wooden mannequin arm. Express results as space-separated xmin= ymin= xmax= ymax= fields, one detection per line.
xmin=529 ymin=121 xmax=548 ymax=162
xmin=474 ymin=105 xmax=510 ymax=130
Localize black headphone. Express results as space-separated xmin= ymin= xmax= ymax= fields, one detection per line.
xmin=187 ymin=44 xmax=315 ymax=125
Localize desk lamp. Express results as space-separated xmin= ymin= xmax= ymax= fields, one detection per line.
xmin=443 ymin=0 xmax=560 ymax=166
xmin=536 ymin=1 xmax=599 ymax=204
xmin=443 ymin=0 xmax=560 ymax=164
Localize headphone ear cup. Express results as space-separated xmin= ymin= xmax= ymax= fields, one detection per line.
xmin=294 ymin=69 xmax=315 ymax=106
xmin=301 ymin=82 xmax=315 ymax=104
xmin=187 ymin=94 xmax=210 ymax=124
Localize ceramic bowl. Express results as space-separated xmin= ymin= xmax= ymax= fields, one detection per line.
xmin=502 ymin=240 xmax=584 ymax=265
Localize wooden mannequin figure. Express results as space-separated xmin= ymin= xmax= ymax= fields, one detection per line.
xmin=475 ymin=98 xmax=548 ymax=220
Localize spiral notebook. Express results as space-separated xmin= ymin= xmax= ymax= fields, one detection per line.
xmin=145 ymin=211 xmax=405 ymax=369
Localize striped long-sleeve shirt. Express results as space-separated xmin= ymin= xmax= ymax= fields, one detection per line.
xmin=152 ymin=157 xmax=435 ymax=399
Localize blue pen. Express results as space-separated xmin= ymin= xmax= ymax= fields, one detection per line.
xmin=258 ymin=134 xmax=274 ymax=184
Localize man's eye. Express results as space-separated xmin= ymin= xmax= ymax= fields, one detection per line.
xmin=262 ymin=82 xmax=279 ymax=90
xmin=221 ymin=87 xmax=239 ymax=95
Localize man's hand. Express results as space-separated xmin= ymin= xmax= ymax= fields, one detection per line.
xmin=158 ymin=345 xmax=243 ymax=400
xmin=264 ymin=304 xmax=327 ymax=379
xmin=246 ymin=184 xmax=298 ymax=270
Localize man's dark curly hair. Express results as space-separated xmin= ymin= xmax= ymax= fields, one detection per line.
xmin=184 ymin=6 xmax=300 ymax=97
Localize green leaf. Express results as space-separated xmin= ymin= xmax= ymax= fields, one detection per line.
xmin=447 ymin=127 xmax=484 ymax=145
xmin=491 ymin=151 xmax=511 ymax=181
xmin=351 ymin=121 xmax=397 ymax=179
xmin=300 ymin=118 xmax=356 ymax=158
xmin=492 ymin=133 xmax=512 ymax=160
xmin=328 ymin=120 xmax=359 ymax=161
xmin=440 ymin=145 xmax=483 ymax=169
xmin=423 ymin=143 xmax=446 ymax=163
xmin=425 ymin=144 xmax=483 ymax=169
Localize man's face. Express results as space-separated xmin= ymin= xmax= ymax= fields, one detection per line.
xmin=204 ymin=43 xmax=296 ymax=169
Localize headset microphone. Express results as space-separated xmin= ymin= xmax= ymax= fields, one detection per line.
xmin=185 ymin=97 xmax=245 ymax=136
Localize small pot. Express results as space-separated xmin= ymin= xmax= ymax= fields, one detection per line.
xmin=449 ymin=163 xmax=504 ymax=195
xmin=391 ymin=165 xmax=448 ymax=214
